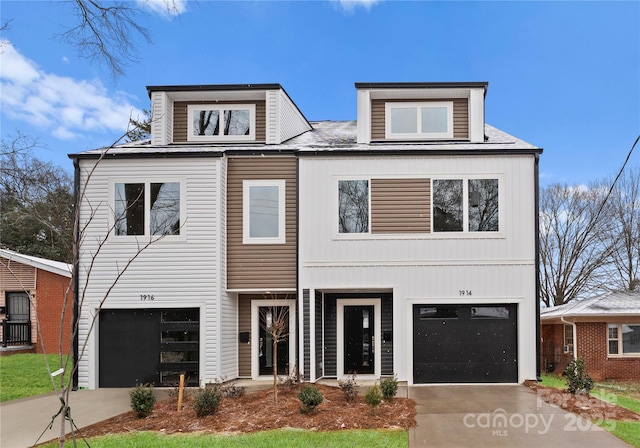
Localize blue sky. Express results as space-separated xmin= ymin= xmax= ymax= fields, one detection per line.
xmin=1 ymin=0 xmax=638 ymax=187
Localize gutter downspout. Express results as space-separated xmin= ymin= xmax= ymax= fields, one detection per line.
xmin=534 ymin=153 xmax=542 ymax=381
xmin=560 ymin=316 xmax=577 ymax=361
xmin=72 ymin=158 xmax=80 ymax=391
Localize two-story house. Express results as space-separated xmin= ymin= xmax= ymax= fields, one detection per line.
xmin=70 ymin=82 xmax=542 ymax=389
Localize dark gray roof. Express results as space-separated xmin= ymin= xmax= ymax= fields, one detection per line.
xmin=541 ymin=291 xmax=640 ymax=318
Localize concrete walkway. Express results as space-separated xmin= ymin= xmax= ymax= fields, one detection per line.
xmin=408 ymin=385 xmax=631 ymax=447
xmin=0 ymin=384 xmax=631 ymax=448
xmin=0 ymin=388 xmax=168 ymax=448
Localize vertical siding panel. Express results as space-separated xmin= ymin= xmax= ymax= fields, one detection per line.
xmin=315 ymin=291 xmax=323 ymax=379
xmin=381 ymin=295 xmax=394 ymax=376
xmin=303 ymin=289 xmax=310 ymax=381
xmin=323 ymin=296 xmax=337 ymax=377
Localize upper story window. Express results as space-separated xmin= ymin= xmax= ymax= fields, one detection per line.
xmin=338 ymin=179 xmax=369 ymax=234
xmin=187 ymin=104 xmax=255 ymax=142
xmin=115 ymin=182 xmax=181 ymax=236
xmin=243 ymin=180 xmax=286 ymax=244
xmin=432 ymin=178 xmax=499 ymax=233
xmin=385 ymin=101 xmax=453 ymax=140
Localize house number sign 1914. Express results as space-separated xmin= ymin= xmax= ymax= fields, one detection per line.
xmin=140 ymin=294 xmax=155 ymax=301
xmin=459 ymin=290 xmax=472 ymax=296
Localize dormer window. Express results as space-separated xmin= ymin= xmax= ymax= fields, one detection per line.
xmin=187 ymin=104 xmax=255 ymax=142
xmin=385 ymin=101 xmax=453 ymax=140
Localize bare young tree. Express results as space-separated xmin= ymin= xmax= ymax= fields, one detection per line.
xmin=260 ymin=300 xmax=289 ymax=403
xmin=603 ymin=166 xmax=640 ymax=291
xmin=539 ymin=183 xmax=616 ymax=307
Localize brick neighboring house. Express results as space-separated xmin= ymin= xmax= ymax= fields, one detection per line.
xmin=541 ymin=291 xmax=640 ymax=381
xmin=0 ymin=249 xmax=73 ymax=355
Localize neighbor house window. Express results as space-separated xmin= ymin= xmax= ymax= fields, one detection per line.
xmin=187 ymin=104 xmax=255 ymax=141
xmin=385 ymin=102 xmax=453 ymax=140
xmin=115 ymin=182 xmax=181 ymax=236
xmin=432 ymin=178 xmax=500 ymax=233
xmin=338 ymin=179 xmax=369 ymax=234
xmin=608 ymin=323 xmax=640 ymax=356
xmin=564 ymin=324 xmax=574 ymax=354
xmin=243 ymin=180 xmax=286 ymax=244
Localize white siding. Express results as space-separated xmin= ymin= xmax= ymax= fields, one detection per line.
xmin=299 ymin=154 xmax=538 ymax=384
xmin=265 ymin=90 xmax=279 ymax=144
xmin=150 ymin=92 xmax=167 ymax=146
xmin=76 ymin=157 xmax=220 ymax=388
xmin=278 ymin=89 xmax=311 ymax=143
xmin=218 ymin=158 xmax=238 ymax=380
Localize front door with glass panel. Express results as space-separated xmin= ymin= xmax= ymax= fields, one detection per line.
xmin=258 ymin=306 xmax=289 ymax=376
xmin=343 ymin=305 xmax=374 ymax=375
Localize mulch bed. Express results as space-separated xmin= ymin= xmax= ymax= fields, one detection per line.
xmin=73 ymin=384 xmax=416 ymax=439
xmin=524 ymin=380 xmax=640 ymax=422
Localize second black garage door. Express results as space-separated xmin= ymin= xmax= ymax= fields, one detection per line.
xmin=413 ymin=304 xmax=517 ymax=383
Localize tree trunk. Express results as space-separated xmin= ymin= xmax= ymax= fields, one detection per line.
xmin=273 ymin=341 xmax=278 ymax=403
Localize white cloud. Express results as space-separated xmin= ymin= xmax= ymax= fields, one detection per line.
xmin=0 ymin=40 xmax=142 ymax=141
xmin=138 ymin=0 xmax=187 ymax=18
xmin=333 ymin=0 xmax=382 ymax=12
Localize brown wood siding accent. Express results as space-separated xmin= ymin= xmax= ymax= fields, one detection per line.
xmin=173 ymin=100 xmax=266 ymax=143
xmin=371 ymin=98 xmax=468 ymax=140
xmin=0 ymin=260 xmax=36 ymax=290
xmin=238 ymin=295 xmax=252 ymax=377
xmin=371 ymin=178 xmax=431 ymax=234
xmin=227 ymin=157 xmax=297 ymax=290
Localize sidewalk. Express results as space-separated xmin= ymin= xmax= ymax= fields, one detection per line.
xmin=0 ymin=388 xmax=168 ymax=448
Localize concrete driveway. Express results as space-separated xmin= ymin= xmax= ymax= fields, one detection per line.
xmin=408 ymin=385 xmax=630 ymax=447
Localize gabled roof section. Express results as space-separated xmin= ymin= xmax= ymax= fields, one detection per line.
xmin=541 ymin=291 xmax=640 ymax=319
xmin=0 ymin=249 xmax=72 ymax=278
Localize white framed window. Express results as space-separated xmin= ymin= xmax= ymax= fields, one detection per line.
xmin=432 ymin=177 xmax=500 ymax=233
xmin=187 ymin=104 xmax=255 ymax=142
xmin=608 ymin=323 xmax=640 ymax=356
xmin=243 ymin=180 xmax=286 ymax=244
xmin=114 ymin=181 xmax=181 ymax=237
xmin=337 ymin=179 xmax=370 ymax=235
xmin=563 ymin=324 xmax=574 ymax=354
xmin=385 ymin=101 xmax=454 ymax=140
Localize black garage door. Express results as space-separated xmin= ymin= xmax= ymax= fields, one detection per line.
xmin=413 ymin=304 xmax=517 ymax=383
xmin=99 ymin=308 xmax=199 ymax=387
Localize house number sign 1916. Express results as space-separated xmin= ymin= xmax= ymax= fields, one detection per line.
xmin=140 ymin=294 xmax=155 ymax=301
xmin=459 ymin=290 xmax=472 ymax=296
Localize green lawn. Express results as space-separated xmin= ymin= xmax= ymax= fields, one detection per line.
xmin=39 ymin=428 xmax=408 ymax=448
xmin=540 ymin=374 xmax=640 ymax=448
xmin=0 ymin=353 xmax=69 ymax=402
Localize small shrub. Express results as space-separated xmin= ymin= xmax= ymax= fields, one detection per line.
xmin=193 ymin=385 xmax=223 ymax=417
xmin=129 ymin=384 xmax=156 ymax=418
xmin=380 ymin=375 xmax=399 ymax=401
xmin=219 ymin=380 xmax=246 ymax=399
xmin=365 ymin=385 xmax=382 ymax=414
xmin=338 ymin=373 xmax=359 ymax=402
xmin=279 ymin=368 xmax=303 ymax=393
xmin=297 ymin=384 xmax=323 ymax=414
xmin=564 ymin=358 xmax=594 ymax=395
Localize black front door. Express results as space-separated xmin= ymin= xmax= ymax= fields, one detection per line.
xmin=344 ymin=305 xmax=374 ymax=375
xmin=259 ymin=306 xmax=289 ymax=376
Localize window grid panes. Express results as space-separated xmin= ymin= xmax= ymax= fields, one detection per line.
xmin=243 ymin=180 xmax=285 ymax=244
xmin=115 ymin=183 xmax=145 ymax=236
xmin=188 ymin=104 xmax=254 ymax=141
xmin=386 ymin=102 xmax=453 ymax=139
xmin=338 ymin=180 xmax=369 ymax=234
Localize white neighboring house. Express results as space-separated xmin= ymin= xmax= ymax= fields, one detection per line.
xmin=71 ymin=82 xmax=542 ymax=389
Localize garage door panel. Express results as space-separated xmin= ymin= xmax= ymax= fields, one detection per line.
xmin=413 ymin=304 xmax=517 ymax=383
